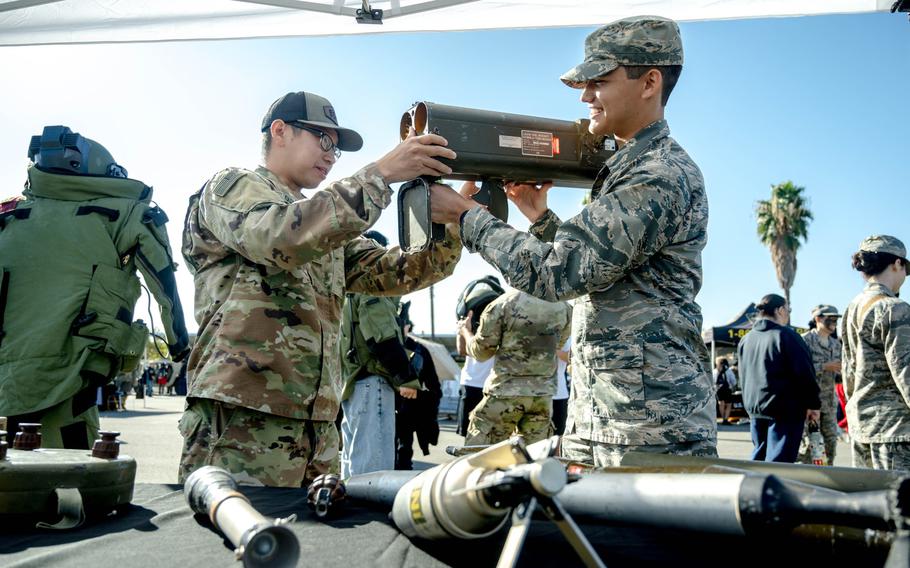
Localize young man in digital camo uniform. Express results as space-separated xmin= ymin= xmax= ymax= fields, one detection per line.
xmin=429 ymin=16 xmax=716 ymax=467
xmin=179 ymin=92 xmax=462 ymax=486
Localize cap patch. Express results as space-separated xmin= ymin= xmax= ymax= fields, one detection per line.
xmin=323 ymin=106 xmax=338 ymax=125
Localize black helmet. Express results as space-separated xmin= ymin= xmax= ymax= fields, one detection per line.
xmin=456 ymin=275 xmax=505 ymax=329
xmin=28 ymin=125 xmax=128 ymax=178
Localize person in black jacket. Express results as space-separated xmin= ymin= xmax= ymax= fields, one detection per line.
xmin=395 ymin=302 xmax=442 ymax=470
xmin=738 ymin=294 xmax=820 ymax=462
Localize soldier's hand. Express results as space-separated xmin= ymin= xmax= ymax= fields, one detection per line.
xmin=823 ymin=361 xmax=841 ymax=373
xmin=464 ymin=310 xmax=475 ymax=334
xmin=375 ymin=127 xmax=457 ymax=183
xmin=459 ymin=180 xmax=482 ymax=199
xmin=806 ymin=409 xmax=821 ymax=422
xmin=430 ymin=183 xmax=481 ymax=225
xmin=505 ymin=181 xmax=553 ymax=223
xmin=399 ymin=387 xmax=418 ymax=399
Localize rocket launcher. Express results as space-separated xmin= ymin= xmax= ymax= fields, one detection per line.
xmin=397 ymin=101 xmax=615 ymax=252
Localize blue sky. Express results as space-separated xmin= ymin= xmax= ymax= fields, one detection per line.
xmin=0 ymin=12 xmax=907 ymax=336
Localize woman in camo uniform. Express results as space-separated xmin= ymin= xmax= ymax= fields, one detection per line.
xmin=842 ymin=235 xmax=910 ymax=470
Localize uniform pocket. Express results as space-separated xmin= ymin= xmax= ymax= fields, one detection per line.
xmin=119 ymin=321 xmax=149 ymax=372
xmin=77 ymin=264 xmax=142 ymax=358
xmin=178 ymin=406 xmax=204 ymax=441
xmin=587 ymin=342 xmax=647 ymax=421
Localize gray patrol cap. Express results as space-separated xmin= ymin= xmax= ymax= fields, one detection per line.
xmin=811 ymin=304 xmax=841 ymax=318
xmin=261 ymin=91 xmax=363 ymax=152
xmin=858 ymin=235 xmax=907 ymax=259
xmin=561 ymin=16 xmax=684 ymax=88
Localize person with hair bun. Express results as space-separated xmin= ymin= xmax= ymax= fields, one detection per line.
xmin=842 ymin=235 xmax=910 ymax=470
xmin=738 ymin=294 xmax=820 ymax=462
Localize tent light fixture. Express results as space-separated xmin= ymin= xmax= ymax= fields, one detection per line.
xmin=356 ymin=0 xmax=383 ymax=23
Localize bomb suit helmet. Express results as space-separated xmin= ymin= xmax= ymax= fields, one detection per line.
xmin=456 ymin=276 xmax=505 ymax=330
xmin=28 ymin=125 xmax=128 ymax=178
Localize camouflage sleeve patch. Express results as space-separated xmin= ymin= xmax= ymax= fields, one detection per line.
xmin=213 ymin=169 xmax=247 ymax=197
xmin=206 ymin=168 xmax=280 ymax=213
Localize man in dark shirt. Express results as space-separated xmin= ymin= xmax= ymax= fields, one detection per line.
xmin=739 ymin=294 xmax=820 ymax=462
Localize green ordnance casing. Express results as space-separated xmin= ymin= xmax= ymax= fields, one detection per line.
xmin=399 ymin=101 xmax=614 ymax=188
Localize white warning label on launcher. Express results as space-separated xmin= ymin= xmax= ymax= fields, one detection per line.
xmin=499 ymin=135 xmax=522 ymax=149
xmin=521 ymin=130 xmax=553 ymax=157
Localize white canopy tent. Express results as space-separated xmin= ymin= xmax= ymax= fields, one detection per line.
xmin=0 ymin=0 xmax=897 ymax=46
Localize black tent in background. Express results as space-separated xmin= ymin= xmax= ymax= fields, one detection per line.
xmin=703 ymin=303 xmax=808 ymax=364
xmin=703 ymin=303 xmax=758 ymax=347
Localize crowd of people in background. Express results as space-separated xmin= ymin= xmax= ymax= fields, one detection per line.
xmin=709 ymin=234 xmax=910 ymax=471
xmin=101 ymin=359 xmax=188 ymax=411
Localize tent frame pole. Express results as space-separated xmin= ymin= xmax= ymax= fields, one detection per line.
xmin=235 ymin=0 xmax=481 ymax=19
xmin=0 ymin=0 xmax=65 ymax=13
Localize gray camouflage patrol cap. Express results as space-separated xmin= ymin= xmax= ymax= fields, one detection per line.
xmin=561 ymin=16 xmax=684 ymax=88
xmin=261 ymin=91 xmax=363 ymax=152
xmin=811 ymin=304 xmax=841 ymax=318
xmin=858 ymin=235 xmax=907 ymax=259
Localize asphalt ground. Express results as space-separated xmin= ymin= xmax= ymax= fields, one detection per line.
xmin=100 ymin=394 xmax=853 ymax=484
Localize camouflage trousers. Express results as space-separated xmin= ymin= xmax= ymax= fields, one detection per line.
xmin=560 ymin=435 xmax=718 ymax=469
xmin=465 ymin=394 xmax=553 ymax=446
xmin=851 ymin=440 xmax=910 ymax=471
xmin=798 ymin=378 xmax=838 ymax=465
xmin=178 ymin=398 xmax=340 ymax=487
xmin=796 ymin=409 xmax=838 ymax=465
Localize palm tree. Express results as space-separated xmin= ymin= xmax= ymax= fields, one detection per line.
xmin=755 ymin=181 xmax=813 ymax=305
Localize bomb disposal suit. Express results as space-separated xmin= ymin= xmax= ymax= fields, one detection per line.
xmin=0 ymin=126 xmax=189 ymax=449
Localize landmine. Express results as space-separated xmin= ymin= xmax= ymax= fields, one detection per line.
xmin=0 ymin=425 xmax=136 ymax=529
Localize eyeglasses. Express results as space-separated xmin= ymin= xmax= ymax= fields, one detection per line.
xmin=289 ymin=122 xmax=341 ymax=158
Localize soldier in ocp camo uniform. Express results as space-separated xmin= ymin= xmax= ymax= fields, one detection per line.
xmin=179 ymin=91 xmax=462 ymax=487
xmin=429 ymin=16 xmax=717 ymax=468
xmin=460 ymin=290 xmax=572 ymax=445
xmin=797 ymin=304 xmax=842 ymax=465
xmin=842 ymin=235 xmax=910 ymax=471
